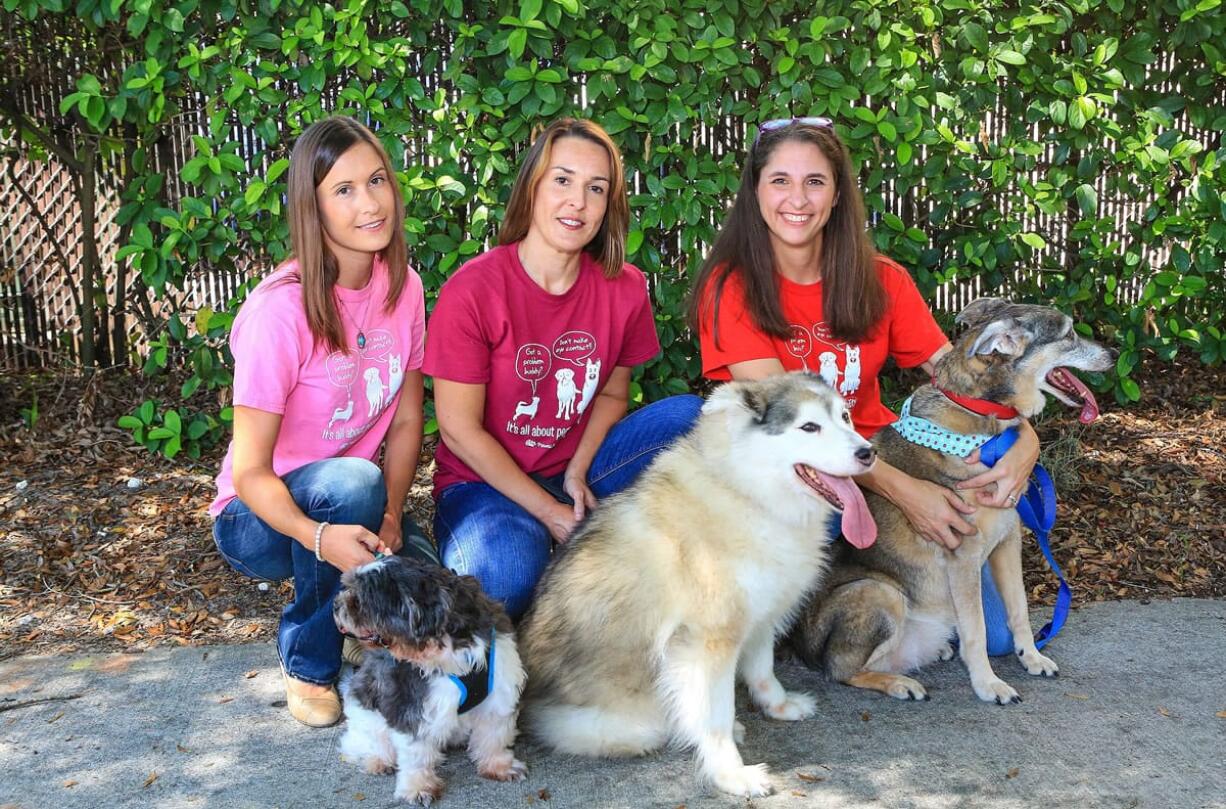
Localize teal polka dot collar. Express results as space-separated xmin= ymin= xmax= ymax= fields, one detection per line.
xmin=890 ymin=396 xmax=995 ymax=458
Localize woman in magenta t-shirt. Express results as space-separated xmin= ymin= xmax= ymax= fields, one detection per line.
xmin=424 ymin=118 xmax=702 ymax=620
xmin=689 ymin=117 xmax=1040 ymax=550
xmin=211 ymin=117 xmax=434 ymax=727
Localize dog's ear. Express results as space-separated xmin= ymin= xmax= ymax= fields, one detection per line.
xmin=957 ymin=297 xmax=1011 ymax=329
xmin=967 ymin=318 xmax=1030 ymax=358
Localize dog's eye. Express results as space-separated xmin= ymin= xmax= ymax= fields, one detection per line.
xmin=800 ymin=422 xmax=821 ymax=433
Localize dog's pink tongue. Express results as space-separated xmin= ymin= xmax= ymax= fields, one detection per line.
xmin=818 ymin=472 xmax=877 ymax=549
xmin=1055 ymin=368 xmax=1100 ymax=424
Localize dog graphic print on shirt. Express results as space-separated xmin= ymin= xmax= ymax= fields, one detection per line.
xmin=786 ymin=322 xmax=862 ymax=408
xmin=320 ymin=328 xmax=400 ymax=446
xmin=506 ymin=331 xmax=600 ymax=450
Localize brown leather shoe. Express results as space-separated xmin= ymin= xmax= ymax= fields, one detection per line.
xmin=341 ymin=637 xmax=365 ymax=668
xmin=281 ymin=669 xmax=341 ymax=727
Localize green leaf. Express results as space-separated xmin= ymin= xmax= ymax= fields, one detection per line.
xmin=1021 ymin=232 xmax=1046 ymax=250
xmin=995 ymin=49 xmax=1026 ymax=66
xmin=117 ymin=415 xmax=143 ymax=430
xmin=1074 ymin=183 xmax=1097 ymax=216
xmin=626 ymin=229 xmax=644 ymax=255
xmin=520 ymin=0 xmax=542 ymax=22
xmin=163 ymin=409 xmax=182 ymax=434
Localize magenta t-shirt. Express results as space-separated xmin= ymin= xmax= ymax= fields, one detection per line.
xmin=210 ymin=257 xmax=426 ymax=517
xmin=423 ymin=243 xmax=660 ymax=493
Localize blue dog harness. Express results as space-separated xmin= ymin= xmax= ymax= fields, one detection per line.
xmin=891 ymin=400 xmax=1070 ymax=655
xmin=449 ymin=627 xmax=496 ymax=714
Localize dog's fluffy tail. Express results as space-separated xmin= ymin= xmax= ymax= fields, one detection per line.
xmin=527 ymin=700 xmax=669 ymax=758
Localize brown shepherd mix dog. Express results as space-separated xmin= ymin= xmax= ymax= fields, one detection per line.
xmin=790 ymin=297 xmax=1114 ymax=705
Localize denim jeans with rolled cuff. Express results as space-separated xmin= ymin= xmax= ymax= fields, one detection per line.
xmin=433 ymin=394 xmax=704 ymax=622
xmin=212 ymin=456 xmax=438 ymax=685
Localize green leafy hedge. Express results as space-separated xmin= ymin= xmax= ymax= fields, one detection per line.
xmin=5 ymin=0 xmax=1223 ymax=458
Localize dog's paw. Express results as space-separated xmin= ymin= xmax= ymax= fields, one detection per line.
xmin=395 ymin=771 xmax=444 ymax=806
xmin=763 ymin=690 xmax=817 ymax=721
xmin=885 ymin=675 xmax=929 ymax=702
xmin=364 ymin=756 xmax=396 ymax=776
xmin=973 ymin=677 xmax=1022 ymax=706
xmin=1017 ymin=648 xmax=1059 ymax=678
xmin=712 ymin=763 xmax=774 ymax=797
xmin=479 ymin=756 xmax=528 ymax=782
xmin=938 ymin=642 xmax=957 ymax=662
xmin=733 ymin=720 xmax=746 ymax=745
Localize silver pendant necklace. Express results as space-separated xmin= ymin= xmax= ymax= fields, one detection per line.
xmin=336 ymin=291 xmax=371 ymax=350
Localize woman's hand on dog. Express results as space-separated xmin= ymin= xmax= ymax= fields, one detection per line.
xmin=319 ymin=523 xmax=388 ymax=571
xmin=894 ymin=477 xmax=978 ymax=550
xmin=378 ymin=512 xmax=404 ymax=554
xmin=541 ymin=501 xmax=581 ymax=544
xmin=958 ymin=420 xmax=1040 ymax=509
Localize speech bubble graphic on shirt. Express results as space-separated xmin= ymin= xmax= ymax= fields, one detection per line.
xmin=552 ymin=330 xmax=596 ymax=367
xmin=786 ymin=324 xmax=813 ymax=368
xmin=361 ymin=328 xmax=394 ymax=360
xmin=811 ymin=322 xmax=847 ymax=352
xmin=326 ymin=351 xmax=360 ymax=388
xmin=515 ymin=343 xmax=551 ymax=394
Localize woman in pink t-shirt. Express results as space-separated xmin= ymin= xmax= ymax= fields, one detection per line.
xmin=424 ymin=118 xmax=702 ymax=620
xmin=211 ymin=117 xmax=432 ymax=727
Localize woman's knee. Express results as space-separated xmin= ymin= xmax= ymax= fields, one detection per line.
xmin=436 ymin=501 xmax=550 ymax=619
xmin=289 ymin=457 xmax=386 ymax=527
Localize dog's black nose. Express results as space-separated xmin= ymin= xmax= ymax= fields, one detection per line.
xmin=856 ymin=446 xmax=876 ymax=465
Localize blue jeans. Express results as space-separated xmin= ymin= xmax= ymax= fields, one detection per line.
xmin=212 ymin=457 xmax=439 ymax=685
xmin=434 ymin=394 xmax=704 ymax=620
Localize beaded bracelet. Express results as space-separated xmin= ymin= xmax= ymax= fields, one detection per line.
xmin=314 ymin=521 xmax=330 ymax=562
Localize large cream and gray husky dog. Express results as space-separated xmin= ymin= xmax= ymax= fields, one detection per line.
xmin=518 ymin=373 xmax=877 ymax=797
xmin=791 ymin=298 xmax=1113 ymax=706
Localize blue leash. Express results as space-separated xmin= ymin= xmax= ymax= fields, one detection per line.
xmin=977 ymin=427 xmax=1070 ymax=654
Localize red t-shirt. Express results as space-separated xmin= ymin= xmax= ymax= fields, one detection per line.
xmin=699 ymin=256 xmax=946 ymax=438
xmin=423 ymin=243 xmax=660 ymax=493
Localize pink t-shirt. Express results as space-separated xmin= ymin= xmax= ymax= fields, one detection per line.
xmin=423 ymin=243 xmax=660 ymax=493
xmin=210 ymin=257 xmax=426 ymax=516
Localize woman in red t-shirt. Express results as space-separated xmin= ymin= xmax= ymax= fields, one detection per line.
xmin=689 ymin=117 xmax=1039 ymax=550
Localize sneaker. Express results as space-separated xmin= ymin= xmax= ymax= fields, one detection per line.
xmin=280 ymin=668 xmax=341 ymax=727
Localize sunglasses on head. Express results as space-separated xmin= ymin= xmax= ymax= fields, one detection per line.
xmin=753 ymin=116 xmax=834 ymax=146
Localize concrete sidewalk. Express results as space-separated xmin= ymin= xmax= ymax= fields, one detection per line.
xmin=1 ymin=599 xmax=1223 ymax=809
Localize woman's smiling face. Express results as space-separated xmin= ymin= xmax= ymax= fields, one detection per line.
xmin=755 ymin=139 xmax=839 ymax=255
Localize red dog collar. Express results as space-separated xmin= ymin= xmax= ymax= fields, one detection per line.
xmin=932 ymin=380 xmax=1020 ymax=419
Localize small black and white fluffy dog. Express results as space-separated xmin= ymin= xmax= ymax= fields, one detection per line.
xmin=333 ymin=556 xmax=527 ymax=805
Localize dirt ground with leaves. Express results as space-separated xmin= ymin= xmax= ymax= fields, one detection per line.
xmin=1 ymin=357 xmax=1223 ymax=661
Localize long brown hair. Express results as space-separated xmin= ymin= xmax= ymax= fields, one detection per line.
xmin=284 ymin=116 xmax=407 ymax=353
xmin=688 ymin=121 xmax=885 ymax=345
xmin=498 ymin=118 xmax=629 ymax=279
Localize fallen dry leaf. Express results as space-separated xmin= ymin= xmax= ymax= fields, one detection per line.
xmin=353 ymin=794 xmax=365 ymax=801
xmin=176 ymin=743 xmax=190 ymax=753
xmin=47 ymin=710 xmax=64 ymax=723
xmin=1006 ymin=767 xmax=1020 ymax=779
xmin=243 ymin=670 xmax=259 ymax=679
xmin=860 ymin=710 xmax=871 ymax=721
xmin=797 ymin=772 xmax=823 ymax=783
xmin=1216 ymin=711 xmax=1226 ymax=719
xmin=1157 ymin=707 xmax=1170 ymax=717
xmin=217 ymin=696 xmax=234 ymax=704
xmin=143 ymin=772 xmax=158 ymax=788
xmin=63 ymin=780 xmax=78 ymax=788
xmin=537 ymin=788 xmax=551 ymax=801
xmin=791 ymin=790 xmax=806 ymax=797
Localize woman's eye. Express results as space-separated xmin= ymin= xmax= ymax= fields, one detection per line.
xmin=591 ymin=185 xmax=605 ymax=194
xmin=800 ymin=422 xmax=820 ymax=433
xmin=336 ymin=185 xmax=350 ymax=196
xmin=371 ymin=175 xmax=385 ymax=185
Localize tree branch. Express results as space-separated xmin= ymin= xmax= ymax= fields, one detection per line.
xmin=0 ymin=101 xmax=85 ymax=174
